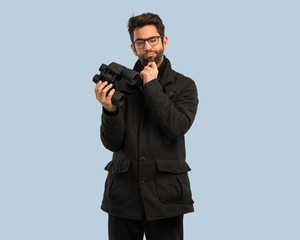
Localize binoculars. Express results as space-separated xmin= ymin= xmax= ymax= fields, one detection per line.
xmin=93 ymin=62 xmax=141 ymax=107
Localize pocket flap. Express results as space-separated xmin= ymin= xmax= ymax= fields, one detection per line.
xmin=104 ymin=158 xmax=130 ymax=173
xmin=156 ymin=159 xmax=191 ymax=174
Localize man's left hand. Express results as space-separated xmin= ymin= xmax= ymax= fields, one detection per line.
xmin=140 ymin=62 xmax=158 ymax=84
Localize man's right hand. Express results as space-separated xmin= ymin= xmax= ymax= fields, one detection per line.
xmin=94 ymin=81 xmax=117 ymax=112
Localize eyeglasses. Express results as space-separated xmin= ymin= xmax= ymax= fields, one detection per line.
xmin=134 ymin=36 xmax=164 ymax=49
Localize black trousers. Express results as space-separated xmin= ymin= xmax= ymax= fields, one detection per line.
xmin=108 ymin=214 xmax=184 ymax=240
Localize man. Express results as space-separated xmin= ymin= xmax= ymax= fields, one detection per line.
xmin=94 ymin=13 xmax=198 ymax=240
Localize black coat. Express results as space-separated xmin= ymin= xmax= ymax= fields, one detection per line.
xmin=100 ymin=57 xmax=198 ymax=220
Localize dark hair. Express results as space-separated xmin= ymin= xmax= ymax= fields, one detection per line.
xmin=127 ymin=13 xmax=165 ymax=43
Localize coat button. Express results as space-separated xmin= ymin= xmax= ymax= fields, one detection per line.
xmin=168 ymin=92 xmax=174 ymax=97
xmin=141 ymin=179 xmax=146 ymax=185
xmin=140 ymin=157 xmax=145 ymax=161
xmin=175 ymin=168 xmax=180 ymax=174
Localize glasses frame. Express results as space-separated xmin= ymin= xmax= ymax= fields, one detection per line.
xmin=134 ymin=36 xmax=164 ymax=49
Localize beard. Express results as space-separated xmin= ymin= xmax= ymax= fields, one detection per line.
xmin=138 ymin=48 xmax=164 ymax=66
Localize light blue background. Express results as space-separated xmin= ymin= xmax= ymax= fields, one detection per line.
xmin=1 ymin=0 xmax=299 ymax=239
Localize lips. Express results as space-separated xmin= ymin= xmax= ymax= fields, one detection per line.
xmin=145 ymin=52 xmax=155 ymax=58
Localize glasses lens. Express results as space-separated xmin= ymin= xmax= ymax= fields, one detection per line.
xmin=135 ymin=36 xmax=161 ymax=48
xmin=135 ymin=40 xmax=144 ymax=48
xmin=148 ymin=37 xmax=159 ymax=46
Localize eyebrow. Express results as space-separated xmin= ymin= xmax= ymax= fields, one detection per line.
xmin=134 ymin=36 xmax=159 ymax=41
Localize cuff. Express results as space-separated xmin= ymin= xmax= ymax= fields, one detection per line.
xmin=102 ymin=107 xmax=119 ymax=117
xmin=139 ymin=78 xmax=162 ymax=95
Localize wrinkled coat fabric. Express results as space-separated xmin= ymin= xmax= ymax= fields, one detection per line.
xmin=100 ymin=57 xmax=198 ymax=220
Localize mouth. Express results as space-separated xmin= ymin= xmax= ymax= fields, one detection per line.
xmin=145 ymin=52 xmax=155 ymax=58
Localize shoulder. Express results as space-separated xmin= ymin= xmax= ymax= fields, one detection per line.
xmin=171 ymin=69 xmax=198 ymax=95
xmin=162 ymin=57 xmax=198 ymax=98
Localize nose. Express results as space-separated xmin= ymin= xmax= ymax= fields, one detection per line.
xmin=144 ymin=40 xmax=152 ymax=50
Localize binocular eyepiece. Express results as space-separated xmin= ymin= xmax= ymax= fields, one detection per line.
xmin=93 ymin=62 xmax=141 ymax=107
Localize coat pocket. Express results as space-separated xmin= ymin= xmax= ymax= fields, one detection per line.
xmin=155 ymin=159 xmax=194 ymax=204
xmin=103 ymin=158 xmax=132 ymax=205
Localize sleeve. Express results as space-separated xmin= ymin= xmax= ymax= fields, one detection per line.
xmin=140 ymin=78 xmax=198 ymax=140
xmin=100 ymin=104 xmax=126 ymax=152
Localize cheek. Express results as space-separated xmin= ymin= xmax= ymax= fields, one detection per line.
xmin=131 ymin=45 xmax=139 ymax=56
xmin=136 ymin=49 xmax=144 ymax=57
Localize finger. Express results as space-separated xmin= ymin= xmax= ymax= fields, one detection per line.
xmin=107 ymin=88 xmax=115 ymax=100
xmin=101 ymin=83 xmax=114 ymax=95
xmin=96 ymin=81 xmax=109 ymax=93
xmin=94 ymin=80 xmax=102 ymax=93
xmin=147 ymin=62 xmax=157 ymax=69
xmin=99 ymin=81 xmax=109 ymax=90
xmin=96 ymin=82 xmax=109 ymax=101
xmin=143 ymin=66 xmax=152 ymax=71
xmin=95 ymin=80 xmax=102 ymax=88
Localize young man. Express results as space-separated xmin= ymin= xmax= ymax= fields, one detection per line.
xmin=94 ymin=13 xmax=198 ymax=240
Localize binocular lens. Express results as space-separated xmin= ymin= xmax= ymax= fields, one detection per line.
xmin=122 ymin=69 xmax=140 ymax=86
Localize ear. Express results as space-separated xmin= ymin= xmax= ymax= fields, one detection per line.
xmin=163 ymin=36 xmax=168 ymax=50
xmin=131 ymin=44 xmax=138 ymax=56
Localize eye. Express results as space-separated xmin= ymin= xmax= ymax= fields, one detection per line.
xmin=149 ymin=37 xmax=158 ymax=43
xmin=135 ymin=40 xmax=144 ymax=46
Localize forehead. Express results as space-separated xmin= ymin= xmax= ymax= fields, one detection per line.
xmin=133 ymin=25 xmax=160 ymax=40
